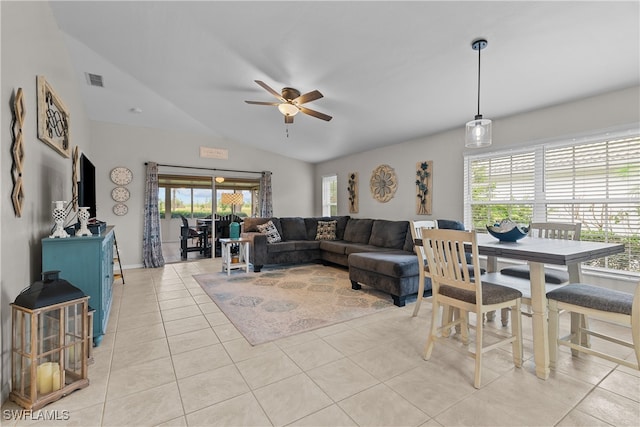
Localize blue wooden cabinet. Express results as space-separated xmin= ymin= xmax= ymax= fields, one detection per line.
xmin=42 ymin=226 xmax=114 ymax=346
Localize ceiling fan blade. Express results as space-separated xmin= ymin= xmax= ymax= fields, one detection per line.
xmin=254 ymin=80 xmax=284 ymax=101
xmin=245 ymin=101 xmax=279 ymax=106
xmin=293 ymin=90 xmax=323 ymax=105
xmin=284 ymin=115 xmax=294 ymax=124
xmin=299 ymin=106 xmax=332 ymax=121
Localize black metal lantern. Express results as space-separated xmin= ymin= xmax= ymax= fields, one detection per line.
xmin=10 ymin=271 xmax=90 ymax=410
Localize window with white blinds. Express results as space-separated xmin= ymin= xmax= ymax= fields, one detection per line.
xmin=465 ymin=133 xmax=640 ymax=273
xmin=322 ymin=175 xmax=338 ymax=216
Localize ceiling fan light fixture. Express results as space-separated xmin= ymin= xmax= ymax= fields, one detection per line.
xmin=465 ymin=38 xmax=492 ymax=148
xmin=278 ymin=102 xmax=299 ymax=117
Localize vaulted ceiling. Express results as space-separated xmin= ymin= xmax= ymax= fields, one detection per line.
xmin=50 ymin=1 xmax=640 ymax=163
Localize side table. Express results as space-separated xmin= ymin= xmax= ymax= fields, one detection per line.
xmin=219 ymin=238 xmax=251 ymax=275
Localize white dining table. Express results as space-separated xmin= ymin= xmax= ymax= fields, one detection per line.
xmin=475 ymin=233 xmax=625 ymax=380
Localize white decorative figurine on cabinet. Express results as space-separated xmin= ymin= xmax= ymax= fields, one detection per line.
xmin=76 ymin=207 xmax=93 ymax=236
xmin=50 ymin=201 xmax=70 ymax=238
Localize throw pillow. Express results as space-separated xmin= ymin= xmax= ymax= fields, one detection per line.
xmin=315 ymin=220 xmax=337 ymax=241
xmin=257 ymin=220 xmax=282 ymax=243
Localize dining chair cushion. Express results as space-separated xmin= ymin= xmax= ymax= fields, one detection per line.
xmin=439 ymin=283 xmax=522 ymax=306
xmin=500 ymin=265 xmax=569 ymax=284
xmin=547 ymin=284 xmax=633 ymax=315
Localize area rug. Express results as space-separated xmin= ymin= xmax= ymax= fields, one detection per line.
xmin=193 ymin=263 xmax=393 ymax=345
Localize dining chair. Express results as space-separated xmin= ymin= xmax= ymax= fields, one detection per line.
xmin=500 ymin=222 xmax=582 ymax=285
xmin=409 ymin=220 xmax=437 ymax=317
xmin=496 ymin=221 xmax=582 ymax=326
xmin=179 ymin=215 xmax=204 ymax=259
xmin=547 ymin=282 xmax=639 ymax=371
xmin=422 ymin=228 xmax=523 ymax=388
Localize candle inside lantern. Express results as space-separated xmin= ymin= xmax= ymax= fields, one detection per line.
xmin=37 ymin=362 xmax=61 ymax=394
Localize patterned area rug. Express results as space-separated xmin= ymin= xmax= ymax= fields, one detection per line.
xmin=193 ymin=263 xmax=393 ymax=345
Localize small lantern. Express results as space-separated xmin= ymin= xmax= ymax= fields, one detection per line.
xmin=10 ymin=271 xmax=90 ymax=410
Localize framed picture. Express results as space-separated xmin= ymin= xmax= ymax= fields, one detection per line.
xmin=37 ymin=76 xmax=70 ymax=158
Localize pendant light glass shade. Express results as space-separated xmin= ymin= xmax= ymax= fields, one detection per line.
xmin=465 ymin=115 xmax=492 ymax=148
xmin=465 ymin=38 xmax=492 ymax=148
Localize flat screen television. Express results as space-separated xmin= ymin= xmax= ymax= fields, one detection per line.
xmin=78 ymin=153 xmax=97 ymax=220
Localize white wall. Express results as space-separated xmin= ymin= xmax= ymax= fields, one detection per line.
xmin=315 ymin=86 xmax=640 ymax=222
xmin=1 ymin=1 xmax=93 ymax=402
xmin=88 ymin=121 xmax=315 ymax=268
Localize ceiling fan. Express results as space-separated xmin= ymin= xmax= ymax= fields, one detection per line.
xmin=245 ymin=80 xmax=332 ymax=124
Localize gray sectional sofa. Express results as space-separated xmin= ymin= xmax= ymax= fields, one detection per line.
xmin=241 ymin=216 xmax=430 ymax=306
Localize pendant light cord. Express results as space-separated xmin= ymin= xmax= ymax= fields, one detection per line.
xmin=477 ymin=45 xmax=482 ymax=117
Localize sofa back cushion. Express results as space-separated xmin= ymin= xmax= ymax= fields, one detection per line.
xmin=343 ymin=218 xmax=374 ymax=244
xmin=279 ymin=217 xmax=308 ymax=241
xmin=368 ymin=220 xmax=409 ymax=250
xmin=437 ymin=219 xmax=465 ymax=231
xmin=403 ymin=225 xmax=415 ymax=252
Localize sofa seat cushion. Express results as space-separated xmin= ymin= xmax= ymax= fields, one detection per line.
xmin=295 ymin=240 xmax=321 ymax=251
xmin=349 ymin=252 xmax=419 ymax=278
xmin=368 ymin=220 xmax=409 ymax=250
xmin=266 ymin=241 xmax=297 ymax=253
xmin=319 ymin=240 xmax=348 ymax=255
xmin=344 ymin=243 xmax=395 ymax=255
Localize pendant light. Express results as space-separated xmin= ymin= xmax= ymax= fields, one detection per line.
xmin=465 ymin=38 xmax=492 ymax=148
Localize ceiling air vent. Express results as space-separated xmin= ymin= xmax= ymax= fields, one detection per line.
xmin=85 ymin=72 xmax=104 ymax=87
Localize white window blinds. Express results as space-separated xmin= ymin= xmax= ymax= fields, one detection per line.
xmin=465 ymin=133 xmax=640 ymax=273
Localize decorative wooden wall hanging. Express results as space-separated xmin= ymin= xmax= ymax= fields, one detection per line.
xmin=370 ymin=164 xmax=397 ymax=203
xmin=416 ymin=161 xmax=433 ymax=215
xmin=347 ymin=172 xmax=359 ymax=213
xmin=37 ymin=76 xmax=70 ymax=158
xmin=11 ymin=88 xmax=26 ymax=217
xmin=72 ymin=146 xmax=79 ymax=211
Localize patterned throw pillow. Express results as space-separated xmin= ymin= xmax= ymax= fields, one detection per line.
xmin=315 ymin=220 xmax=337 ymax=241
xmin=256 ymin=220 xmax=282 ymax=243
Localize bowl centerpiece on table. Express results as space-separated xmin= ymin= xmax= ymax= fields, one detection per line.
xmin=486 ymin=219 xmax=529 ymax=242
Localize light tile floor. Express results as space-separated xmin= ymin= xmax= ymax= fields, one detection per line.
xmin=3 ymin=259 xmax=639 ymax=426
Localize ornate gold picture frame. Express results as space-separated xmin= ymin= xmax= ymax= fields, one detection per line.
xmin=37 ymin=75 xmax=70 ymax=158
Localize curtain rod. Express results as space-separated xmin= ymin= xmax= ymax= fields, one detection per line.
xmin=144 ymin=162 xmax=265 ymax=175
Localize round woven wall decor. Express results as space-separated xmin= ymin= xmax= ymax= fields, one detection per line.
xmin=370 ymin=164 xmax=397 ymax=203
